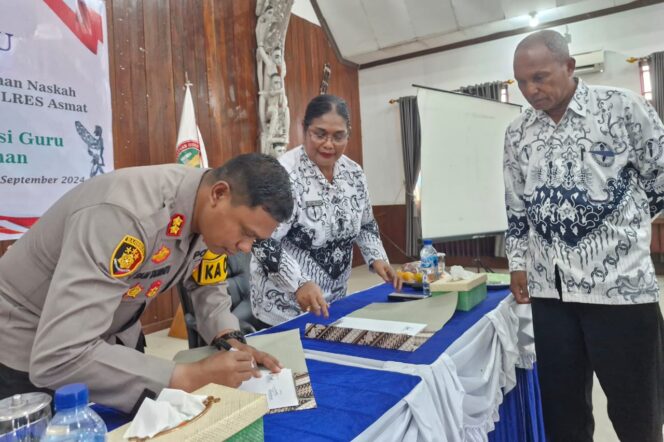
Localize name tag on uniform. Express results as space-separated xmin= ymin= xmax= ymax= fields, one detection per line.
xmin=192 ymin=251 xmax=228 ymax=286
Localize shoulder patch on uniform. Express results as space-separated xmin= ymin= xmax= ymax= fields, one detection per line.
xmin=124 ymin=283 xmax=143 ymax=299
xmin=151 ymin=245 xmax=171 ymax=264
xmin=192 ymin=252 xmax=228 ymax=286
xmin=146 ymin=280 xmax=162 ymax=298
xmin=167 ymin=214 xmax=186 ymax=237
xmin=110 ymin=235 xmax=145 ymax=278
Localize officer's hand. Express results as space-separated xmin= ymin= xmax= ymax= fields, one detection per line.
xmin=372 ymin=260 xmax=402 ymax=291
xmin=296 ymin=282 xmax=329 ymax=318
xmin=227 ymin=340 xmax=282 ymax=374
xmin=510 ymin=271 xmax=530 ymax=304
xmin=170 ymin=350 xmax=255 ymax=391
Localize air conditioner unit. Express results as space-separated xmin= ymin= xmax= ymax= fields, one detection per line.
xmin=573 ymin=50 xmax=605 ymax=75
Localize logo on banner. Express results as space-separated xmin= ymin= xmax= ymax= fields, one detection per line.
xmin=43 ymin=0 xmax=104 ymax=54
xmin=75 ymin=121 xmax=105 ymax=177
xmin=0 ymin=32 xmax=13 ymax=52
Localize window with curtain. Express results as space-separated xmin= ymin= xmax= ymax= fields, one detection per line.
xmin=640 ymin=60 xmax=653 ymax=101
xmin=500 ymin=83 xmax=509 ymax=103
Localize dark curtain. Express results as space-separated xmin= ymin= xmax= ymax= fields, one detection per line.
xmin=397 ymin=96 xmax=421 ymax=258
xmin=649 ymin=51 xmax=664 ymax=123
xmin=458 ymin=81 xmax=502 ymax=101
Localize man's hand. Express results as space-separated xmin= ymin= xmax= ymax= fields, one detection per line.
xmin=226 ymin=340 xmax=282 ymax=374
xmin=510 ymin=271 xmax=530 ymax=304
xmin=372 ymin=259 xmax=403 ymax=291
xmin=296 ymin=281 xmax=329 ymax=318
xmin=170 ymin=350 xmax=256 ymax=391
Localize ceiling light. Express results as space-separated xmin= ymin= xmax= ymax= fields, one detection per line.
xmin=529 ymin=12 xmax=539 ymax=28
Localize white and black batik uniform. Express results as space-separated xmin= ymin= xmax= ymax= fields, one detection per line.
xmin=250 ymin=146 xmax=389 ymax=325
xmin=503 ymin=79 xmax=664 ymax=441
xmin=504 ymin=79 xmax=664 ymax=305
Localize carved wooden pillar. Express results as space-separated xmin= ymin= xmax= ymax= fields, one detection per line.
xmin=256 ymin=0 xmax=294 ymax=158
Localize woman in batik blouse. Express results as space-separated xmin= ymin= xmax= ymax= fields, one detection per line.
xmin=250 ymin=94 xmax=400 ymax=326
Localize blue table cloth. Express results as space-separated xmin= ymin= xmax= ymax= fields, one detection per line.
xmin=490 ymin=366 xmax=546 ymax=442
xmin=264 ymin=359 xmax=421 ymax=442
xmin=259 ymin=283 xmax=512 ymax=365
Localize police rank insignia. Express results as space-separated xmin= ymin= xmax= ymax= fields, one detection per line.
xmin=151 ymin=245 xmax=171 ymax=264
xmin=192 ymin=251 xmax=228 ymax=286
xmin=110 ymin=235 xmax=145 ymax=278
xmin=146 ymin=280 xmax=162 ymax=298
xmin=166 ymin=214 xmax=185 ymax=237
xmin=124 ymin=283 xmax=143 ymax=299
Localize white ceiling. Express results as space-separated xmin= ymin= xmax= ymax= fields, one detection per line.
xmin=314 ymin=0 xmax=638 ymax=66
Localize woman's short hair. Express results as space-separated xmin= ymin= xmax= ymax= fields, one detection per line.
xmin=303 ymin=94 xmax=351 ymax=132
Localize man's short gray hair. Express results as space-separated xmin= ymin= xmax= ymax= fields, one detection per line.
xmin=515 ymin=30 xmax=570 ymax=62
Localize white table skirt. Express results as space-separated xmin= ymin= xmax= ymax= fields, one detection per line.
xmin=304 ymin=296 xmax=536 ymax=442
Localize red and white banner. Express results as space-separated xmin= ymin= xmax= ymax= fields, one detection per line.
xmin=0 ymin=0 xmax=112 ymax=240
xmin=176 ymin=84 xmax=208 ymax=168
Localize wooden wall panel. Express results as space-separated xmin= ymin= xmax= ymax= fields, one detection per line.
xmin=284 ymin=15 xmax=362 ymax=164
xmin=371 ymin=204 xmax=409 ymax=265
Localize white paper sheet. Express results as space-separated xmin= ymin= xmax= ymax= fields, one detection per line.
xmin=334 ymin=317 xmax=427 ymax=336
xmin=238 ymin=368 xmax=299 ymax=410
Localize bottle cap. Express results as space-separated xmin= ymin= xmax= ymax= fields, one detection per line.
xmin=54 ymin=384 xmax=89 ymax=411
xmin=423 ymin=239 xmax=433 ymax=246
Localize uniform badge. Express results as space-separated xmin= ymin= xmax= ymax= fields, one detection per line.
xmin=124 ymin=283 xmax=143 ymax=299
xmin=166 ymin=214 xmax=185 ymax=237
xmin=151 ymin=245 xmax=171 ymax=264
xmin=110 ymin=235 xmax=145 ymax=278
xmin=146 ymin=280 xmax=162 ymax=298
xmin=192 ymin=251 xmax=228 ymax=286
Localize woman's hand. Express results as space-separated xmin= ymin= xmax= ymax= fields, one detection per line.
xmin=372 ymin=260 xmax=402 ymax=291
xmin=295 ymin=281 xmax=329 ymax=318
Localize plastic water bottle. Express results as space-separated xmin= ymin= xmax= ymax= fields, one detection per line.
xmin=419 ymin=239 xmax=439 ymax=295
xmin=42 ymin=384 xmax=107 ymax=442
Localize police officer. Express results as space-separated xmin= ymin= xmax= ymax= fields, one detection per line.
xmin=0 ymin=153 xmax=293 ymax=413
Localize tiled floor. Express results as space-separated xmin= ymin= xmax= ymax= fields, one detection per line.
xmin=145 ymin=266 xmax=664 ymax=441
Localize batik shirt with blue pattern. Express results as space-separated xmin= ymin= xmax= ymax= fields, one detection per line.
xmin=250 ymin=146 xmax=388 ymax=325
xmin=504 ymin=79 xmax=664 ymax=304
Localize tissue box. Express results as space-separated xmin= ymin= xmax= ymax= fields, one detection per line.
xmin=430 ymin=273 xmax=487 ymax=311
xmin=108 ymin=384 xmax=267 ymax=442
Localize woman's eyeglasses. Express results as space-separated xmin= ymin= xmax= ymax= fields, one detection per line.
xmin=308 ymin=129 xmax=349 ymax=145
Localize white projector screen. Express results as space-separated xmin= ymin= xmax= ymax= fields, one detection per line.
xmin=417 ymin=86 xmax=522 ymax=241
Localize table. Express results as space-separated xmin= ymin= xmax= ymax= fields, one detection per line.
xmin=258 ymin=284 xmax=543 ymax=441
xmin=97 ymin=284 xmax=544 ymax=441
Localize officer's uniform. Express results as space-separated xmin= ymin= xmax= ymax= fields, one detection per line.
xmin=0 ymin=165 xmax=236 ymax=412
